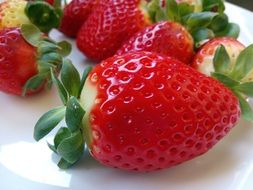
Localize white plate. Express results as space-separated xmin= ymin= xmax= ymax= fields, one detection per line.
xmin=1 ymin=3 xmax=253 ymax=190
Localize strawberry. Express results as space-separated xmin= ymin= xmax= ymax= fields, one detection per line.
xmin=147 ymin=0 xmax=239 ymax=47
xmin=59 ymin=0 xmax=98 ymax=38
xmin=0 ymin=24 xmax=71 ymax=96
xmin=46 ymin=0 xmax=55 ymax=5
xmin=34 ymin=51 xmax=253 ymax=172
xmin=0 ymin=0 xmax=31 ymax=29
xmin=117 ymin=21 xmax=194 ymax=64
xmin=192 ymin=37 xmax=245 ymax=76
xmin=76 ymin=0 xmax=149 ymax=62
xmin=0 ymin=0 xmax=61 ymax=33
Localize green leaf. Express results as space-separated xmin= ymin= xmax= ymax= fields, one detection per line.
xmin=40 ymin=52 xmax=62 ymax=65
xmin=211 ymin=72 xmax=239 ymax=88
xmin=22 ymin=74 xmax=46 ymax=96
xmin=165 ymin=0 xmax=180 ymax=22
xmin=57 ymin=158 xmax=74 ymax=169
xmin=54 ymin=127 xmax=71 ymax=149
xmin=57 ymin=41 xmax=72 ymax=57
xmin=57 ymin=131 xmax=84 ymax=164
xmin=213 ymin=45 xmax=231 ymax=74
xmin=202 ymin=0 xmax=225 ymax=13
xmin=183 ymin=12 xmax=218 ymax=30
xmin=178 ymin=3 xmax=194 ymax=17
xmin=210 ymin=14 xmax=228 ymax=32
xmin=21 ymin=24 xmax=41 ymax=46
xmin=51 ymin=69 xmax=69 ymax=105
xmin=147 ymin=0 xmax=162 ymax=22
xmin=215 ymin=23 xmax=240 ymax=39
xmin=34 ymin=106 xmax=66 ymax=141
xmin=234 ymin=92 xmax=253 ymax=122
xmin=78 ymin=66 xmax=93 ymax=98
xmin=25 ymin=1 xmax=61 ymax=33
xmin=192 ymin=28 xmax=214 ymax=46
xmin=61 ymin=60 xmax=81 ymax=97
xmin=47 ymin=142 xmax=57 ymax=153
xmin=230 ymin=45 xmax=253 ymax=80
xmin=66 ymin=97 xmax=85 ymax=132
xmin=233 ymin=82 xmax=253 ymax=98
xmin=38 ymin=40 xmax=59 ymax=54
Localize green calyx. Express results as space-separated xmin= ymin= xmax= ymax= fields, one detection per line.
xmin=34 ymin=59 xmax=93 ymax=169
xmin=211 ymin=44 xmax=253 ymax=122
xmin=25 ymin=0 xmax=63 ymax=33
xmin=21 ymin=24 xmax=71 ymax=96
xmin=146 ymin=0 xmax=239 ymax=47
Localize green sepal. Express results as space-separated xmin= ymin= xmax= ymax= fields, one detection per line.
xmin=233 ymin=82 xmax=253 ymax=97
xmin=47 ymin=142 xmax=57 ymax=153
xmin=40 ymin=52 xmax=62 ymax=65
xmin=78 ymin=66 xmax=93 ymax=98
xmin=21 ymin=24 xmax=42 ymax=46
xmin=192 ymin=27 xmax=214 ymax=47
xmin=61 ymin=60 xmax=81 ymax=98
xmin=234 ymin=92 xmax=253 ymax=122
xmin=57 ymin=158 xmax=74 ymax=169
xmin=210 ymin=14 xmax=228 ymax=32
xmin=25 ymin=1 xmax=61 ymax=33
xmin=177 ymin=3 xmax=194 ymax=17
xmin=202 ymin=0 xmax=225 ymax=13
xmin=51 ymin=69 xmax=69 ymax=105
xmin=215 ymin=23 xmax=240 ymax=39
xmin=165 ymin=0 xmax=180 ymax=22
xmin=37 ymin=41 xmax=60 ymax=54
xmin=57 ymin=41 xmax=72 ymax=57
xmin=211 ymin=72 xmax=239 ymax=88
xmin=57 ymin=130 xmax=84 ymax=164
xmin=182 ymin=12 xmax=218 ymax=30
xmin=66 ymin=97 xmax=85 ymax=132
xmin=230 ymin=45 xmax=253 ymax=81
xmin=34 ymin=106 xmax=66 ymax=141
xmin=54 ymin=127 xmax=72 ymax=149
xmin=22 ymin=74 xmax=47 ymax=96
xmin=213 ymin=45 xmax=231 ymax=74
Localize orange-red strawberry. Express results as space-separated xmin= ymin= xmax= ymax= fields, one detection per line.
xmin=0 ymin=25 xmax=70 ymax=96
xmin=34 ymin=51 xmax=253 ymax=172
xmin=59 ymin=0 xmax=98 ymax=38
xmin=76 ymin=0 xmax=149 ymax=62
xmin=117 ymin=21 xmax=194 ymax=64
xmin=192 ymin=37 xmax=245 ymax=76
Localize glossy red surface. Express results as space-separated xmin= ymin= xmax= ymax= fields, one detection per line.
xmin=117 ymin=21 xmax=194 ymax=64
xmin=77 ymin=0 xmax=147 ymax=61
xmin=85 ymin=51 xmax=240 ymax=172
xmin=0 ymin=28 xmax=38 ymax=95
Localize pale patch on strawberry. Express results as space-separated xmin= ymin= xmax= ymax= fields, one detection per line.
xmin=0 ymin=0 xmax=30 ymax=29
xmin=176 ymin=0 xmax=202 ymax=12
xmin=80 ymin=76 xmax=98 ymax=147
xmin=193 ymin=38 xmax=245 ymax=76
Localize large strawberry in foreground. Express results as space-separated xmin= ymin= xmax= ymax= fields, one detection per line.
xmin=0 ymin=24 xmax=70 ymax=96
xmin=33 ymin=51 xmax=253 ymax=172
xmin=76 ymin=0 xmax=149 ymax=62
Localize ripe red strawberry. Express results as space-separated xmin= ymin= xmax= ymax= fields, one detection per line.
xmin=46 ymin=0 xmax=54 ymax=5
xmin=76 ymin=0 xmax=149 ymax=62
xmin=59 ymin=0 xmax=98 ymax=38
xmin=117 ymin=21 xmax=194 ymax=64
xmin=0 ymin=25 xmax=70 ymax=96
xmin=34 ymin=51 xmax=253 ymax=172
xmin=192 ymin=37 xmax=245 ymax=76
